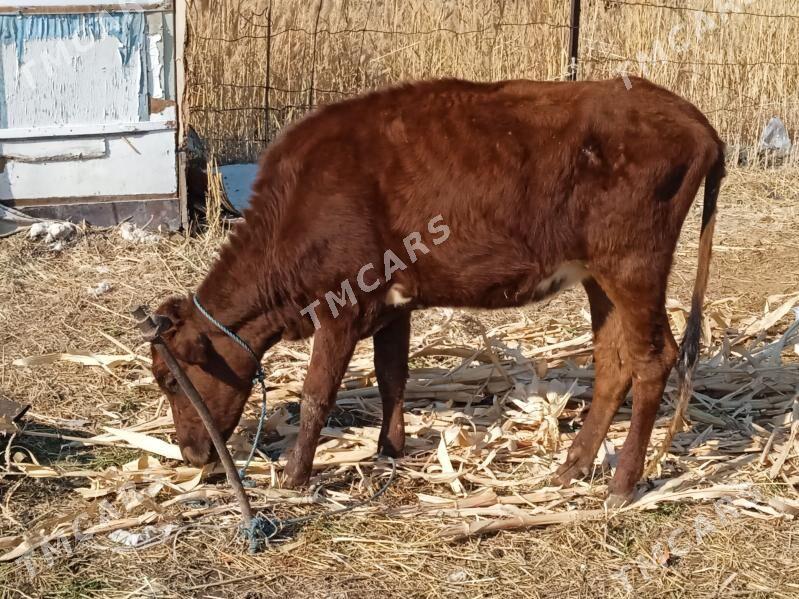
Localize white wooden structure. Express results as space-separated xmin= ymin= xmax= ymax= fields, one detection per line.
xmin=0 ymin=0 xmax=186 ymax=228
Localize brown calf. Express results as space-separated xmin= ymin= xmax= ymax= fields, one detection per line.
xmin=151 ymin=76 xmax=724 ymax=505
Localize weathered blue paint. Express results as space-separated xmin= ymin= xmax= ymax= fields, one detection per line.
xmin=0 ymin=49 xmax=6 ymax=128
xmin=0 ymin=13 xmax=145 ymax=65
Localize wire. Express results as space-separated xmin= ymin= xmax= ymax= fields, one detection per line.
xmin=603 ymin=0 xmax=799 ymax=20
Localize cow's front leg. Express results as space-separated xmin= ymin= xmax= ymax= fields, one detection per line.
xmin=284 ymin=322 xmax=358 ymax=488
xmin=374 ymin=311 xmax=411 ymax=457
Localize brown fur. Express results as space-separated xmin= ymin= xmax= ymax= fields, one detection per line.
xmin=151 ymin=76 xmax=724 ymax=503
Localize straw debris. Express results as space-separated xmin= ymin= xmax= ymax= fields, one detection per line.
xmin=2 ymin=168 xmax=799 ymax=596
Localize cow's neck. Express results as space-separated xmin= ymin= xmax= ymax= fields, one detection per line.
xmin=194 ymin=232 xmax=280 ymax=359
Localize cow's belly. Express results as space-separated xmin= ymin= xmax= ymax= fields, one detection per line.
xmin=411 ymin=260 xmax=590 ymax=310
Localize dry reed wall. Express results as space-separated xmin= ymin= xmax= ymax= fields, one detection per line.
xmin=186 ymin=0 xmax=799 ymax=163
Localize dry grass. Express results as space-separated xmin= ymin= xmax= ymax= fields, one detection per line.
xmin=1 ymin=167 xmax=799 ymax=597
xmin=187 ymin=0 xmax=799 ymax=163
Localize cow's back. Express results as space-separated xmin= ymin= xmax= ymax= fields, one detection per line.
xmin=241 ymin=77 xmax=722 ymax=311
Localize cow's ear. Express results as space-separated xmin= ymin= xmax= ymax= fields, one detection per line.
xmin=154 ymin=296 xmax=210 ymax=365
xmin=155 ymin=296 xmax=190 ymax=325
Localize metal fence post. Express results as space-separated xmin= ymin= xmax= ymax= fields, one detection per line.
xmin=263 ymin=1 xmax=272 ymax=144
xmin=568 ymin=0 xmax=581 ymax=81
xmin=308 ymin=0 xmax=324 ymax=110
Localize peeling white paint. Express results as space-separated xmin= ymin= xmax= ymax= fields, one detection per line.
xmin=149 ymin=104 xmax=175 ymax=123
xmin=147 ymin=33 xmax=163 ymax=99
xmin=1 ymin=35 xmax=145 ymax=128
xmin=0 ymin=4 xmax=179 ymax=216
xmin=0 ymin=131 xmax=177 ymax=200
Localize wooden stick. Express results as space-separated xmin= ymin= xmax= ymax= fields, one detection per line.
xmin=131 ymin=307 xmax=254 ymax=529
xmin=16 ymin=429 xmax=125 ymax=448
xmin=439 ymin=509 xmax=604 ymax=540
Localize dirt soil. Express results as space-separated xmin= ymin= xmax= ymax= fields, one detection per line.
xmin=1 ymin=167 xmax=799 ymax=598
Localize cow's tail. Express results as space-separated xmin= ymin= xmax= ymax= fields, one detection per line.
xmin=646 ymin=148 xmax=725 ymax=476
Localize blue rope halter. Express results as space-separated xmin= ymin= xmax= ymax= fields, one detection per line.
xmin=192 ymin=294 xmax=268 ymax=483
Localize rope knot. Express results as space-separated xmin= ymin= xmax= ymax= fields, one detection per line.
xmin=244 ymin=514 xmax=282 ymax=552
xmin=253 ymin=368 xmax=266 ymax=387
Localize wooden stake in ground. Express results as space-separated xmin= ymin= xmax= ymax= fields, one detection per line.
xmin=131 ymin=307 xmax=255 ymax=530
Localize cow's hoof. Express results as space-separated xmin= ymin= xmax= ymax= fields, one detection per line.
xmin=377 ymin=441 xmax=405 ymax=459
xmin=282 ymin=475 xmax=309 ymax=490
xmin=604 ymin=493 xmax=632 ymax=509
xmin=379 ymin=451 xmax=404 ymax=462
xmin=553 ymin=456 xmax=592 ymax=486
xmin=553 ymin=466 xmax=589 ymax=487
xmin=282 ymin=463 xmax=311 ymax=490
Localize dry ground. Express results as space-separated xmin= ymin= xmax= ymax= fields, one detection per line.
xmin=1 ymin=167 xmax=799 ymax=598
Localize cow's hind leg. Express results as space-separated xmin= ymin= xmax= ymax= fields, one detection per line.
xmin=284 ymin=323 xmax=358 ymax=488
xmin=598 ymin=273 xmax=678 ymax=506
xmin=554 ymin=278 xmax=632 ymax=485
xmin=374 ymin=311 xmax=411 ymax=457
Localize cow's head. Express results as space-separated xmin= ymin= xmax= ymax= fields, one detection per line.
xmin=150 ymin=296 xmax=255 ymax=466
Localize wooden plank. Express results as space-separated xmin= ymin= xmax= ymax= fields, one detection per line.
xmin=177 ymin=147 xmax=189 ymax=229
xmin=0 ymin=138 xmax=106 ymax=161
xmin=2 ymin=131 xmax=177 ymax=199
xmin=174 ymin=0 xmax=187 ymax=140
xmin=11 ymin=197 xmax=182 ymax=230
xmin=174 ymin=0 xmax=188 ymax=227
xmin=0 ymin=1 xmax=172 ymax=14
xmin=0 ymin=121 xmax=175 ymax=141
xmin=2 ymin=192 xmax=176 ymax=208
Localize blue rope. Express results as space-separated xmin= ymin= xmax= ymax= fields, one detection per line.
xmin=244 ymin=457 xmax=397 ymax=551
xmin=193 ymin=294 xmax=268 ymax=481
xmin=193 ymin=294 xmax=261 ymax=366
